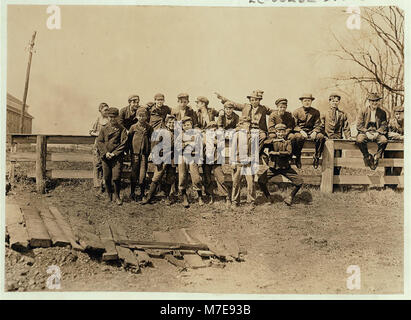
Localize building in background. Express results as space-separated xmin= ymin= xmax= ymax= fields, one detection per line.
xmin=7 ymin=92 xmax=34 ymax=134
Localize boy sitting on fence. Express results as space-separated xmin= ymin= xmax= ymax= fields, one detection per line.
xmin=128 ymin=108 xmax=153 ymax=202
xmin=96 ymin=107 xmax=128 ymax=205
xmin=388 ymin=106 xmax=404 ymax=141
xmin=258 ymin=123 xmax=303 ymax=206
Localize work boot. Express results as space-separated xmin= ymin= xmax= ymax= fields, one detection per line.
xmin=113 ymin=181 xmax=122 ymax=206
xmin=231 ymin=202 xmax=239 ymax=210
xmin=138 ymin=182 xmax=146 ymax=201
xmin=106 ymin=192 xmax=113 ymax=203
xmin=142 ymin=183 xmax=157 ymax=205
xmin=209 ymin=194 xmax=215 ymax=205
xmin=372 ymin=154 xmax=380 ymax=170
xmin=284 ymin=195 xmax=293 ymax=206
xmin=114 ymin=194 xmax=123 ymax=206
xmin=197 ymin=191 xmax=205 ymax=206
xmin=259 ymin=184 xmax=270 ymax=199
xmin=368 ymin=154 xmax=377 ymax=170
xmin=295 ymin=156 xmax=302 ymax=169
xmin=182 ymin=193 xmax=190 ymax=208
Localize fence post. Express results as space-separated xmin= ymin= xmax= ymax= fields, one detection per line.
xmin=9 ymin=139 xmax=17 ymax=184
xmin=36 ymin=135 xmax=47 ymax=194
xmin=320 ymin=139 xmax=335 ymax=193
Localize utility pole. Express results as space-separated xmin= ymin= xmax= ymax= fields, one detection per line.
xmin=19 ymin=31 xmax=36 ymax=133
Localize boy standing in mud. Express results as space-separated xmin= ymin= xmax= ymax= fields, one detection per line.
xmin=128 ymin=108 xmax=153 ymax=201
xmin=258 ymin=123 xmax=303 ymax=206
xmin=96 ymin=107 xmax=128 ymax=205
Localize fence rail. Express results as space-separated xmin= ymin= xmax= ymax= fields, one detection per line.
xmin=7 ymin=134 xmax=404 ymax=194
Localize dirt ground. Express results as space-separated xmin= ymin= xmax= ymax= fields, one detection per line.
xmin=5 ymin=179 xmax=403 ymax=294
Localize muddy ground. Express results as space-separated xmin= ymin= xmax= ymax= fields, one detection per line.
xmin=5 ymin=179 xmax=403 ymax=294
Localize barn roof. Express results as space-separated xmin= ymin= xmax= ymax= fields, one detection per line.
xmin=7 ymin=93 xmax=34 ymax=119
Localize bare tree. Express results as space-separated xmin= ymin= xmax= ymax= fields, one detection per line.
xmin=329 ymin=6 xmax=404 ymax=113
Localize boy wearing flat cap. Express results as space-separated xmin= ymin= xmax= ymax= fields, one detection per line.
xmin=142 ymin=114 xmax=177 ymax=205
xmin=388 ymin=106 xmax=404 ymax=140
xmin=267 ymin=98 xmax=295 ymax=141
xmin=196 ymin=96 xmax=219 ymax=129
xmin=96 ymin=107 xmax=128 ymax=205
xmin=171 ymin=93 xmax=199 ymax=128
xmin=176 ymin=116 xmax=204 ymax=208
xmin=292 ymin=93 xmax=325 ymax=169
xmin=128 ymin=108 xmax=154 ymax=202
xmin=215 ymin=90 xmax=271 ymax=153
xmin=321 ymin=93 xmax=351 ymax=140
xmin=148 ymin=93 xmax=171 ymax=131
xmin=231 ymin=116 xmax=257 ymax=209
xmin=202 ymin=121 xmax=231 ymax=206
xmin=119 ymin=94 xmax=142 ymax=130
xmin=259 ymin=123 xmax=303 ymax=206
xmin=217 ymin=101 xmax=240 ymax=130
xmin=356 ymin=93 xmax=388 ymax=170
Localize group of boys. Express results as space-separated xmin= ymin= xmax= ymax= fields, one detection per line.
xmin=95 ymin=90 xmax=404 ymax=207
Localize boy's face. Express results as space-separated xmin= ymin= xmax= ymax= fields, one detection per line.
xmin=155 ymin=98 xmax=164 ymax=108
xmin=178 ymin=98 xmax=189 ymax=109
xmin=197 ymin=101 xmax=207 ymax=109
xmin=108 ymin=115 xmax=118 ymax=125
xmin=137 ymin=113 xmax=147 ymax=123
xmin=249 ymin=97 xmax=260 ymax=108
xmin=278 ymin=104 xmax=287 ymax=115
xmin=302 ymin=98 xmax=312 ymax=108
xmin=394 ymin=111 xmax=403 ymax=121
xmin=225 ymin=107 xmax=234 ymax=116
xmin=166 ymin=119 xmax=175 ymax=131
xmin=370 ymin=100 xmax=379 ymax=111
xmin=101 ymin=106 xmax=109 ymax=117
xmin=276 ymin=129 xmax=286 ymax=139
xmin=129 ymin=98 xmax=139 ymax=110
xmin=329 ymin=97 xmax=340 ymax=108
xmin=183 ymin=120 xmax=193 ymax=131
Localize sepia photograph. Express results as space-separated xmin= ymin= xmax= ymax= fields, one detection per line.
xmin=2 ymin=1 xmax=406 ymax=296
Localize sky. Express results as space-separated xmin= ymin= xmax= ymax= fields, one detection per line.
xmin=7 ymin=5 xmax=354 ymax=134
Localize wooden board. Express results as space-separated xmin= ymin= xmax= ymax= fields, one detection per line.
xmin=20 ymin=207 xmax=52 ymax=248
xmin=116 ymin=245 xmax=140 ymax=268
xmin=39 ymin=208 xmax=71 ymax=247
xmin=109 ymin=223 xmax=129 ymax=242
xmin=135 ymin=250 xmax=153 ymax=267
xmin=144 ymin=248 xmax=170 ymax=258
xmin=174 ymin=229 xmax=206 ymax=268
xmin=73 ymin=225 xmax=105 ymax=253
xmin=153 ymin=231 xmax=192 ymax=268
xmin=99 ymin=223 xmax=119 ymax=261
xmin=333 ymin=175 xmax=404 ymax=187
xmin=334 ymin=158 xmax=404 ymax=168
xmin=48 ymin=206 xmax=84 ymax=251
xmin=6 ymin=202 xmax=29 ymax=251
xmin=334 ymin=141 xmax=403 ymax=151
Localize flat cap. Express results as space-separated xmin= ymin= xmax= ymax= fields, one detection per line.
xmin=247 ymin=90 xmax=264 ymax=100
xmin=165 ymin=114 xmax=176 ymax=122
xmin=367 ymin=92 xmax=382 ymax=101
xmin=128 ymin=94 xmax=140 ymax=102
xmin=274 ymin=123 xmax=287 ymax=130
xmin=224 ymin=101 xmax=235 ymax=109
xmin=181 ymin=116 xmax=193 ymax=123
xmin=393 ymin=106 xmax=404 ymax=113
xmin=98 ymin=102 xmax=109 ymax=111
xmin=205 ymin=121 xmax=218 ymax=129
xmin=154 ymin=93 xmax=165 ymax=100
xmin=177 ymin=93 xmax=189 ymax=100
xmin=299 ymin=93 xmax=315 ymax=101
xmin=329 ymin=92 xmax=341 ymax=100
xmin=275 ymin=98 xmax=288 ymax=106
xmin=195 ymin=96 xmax=209 ymax=105
xmin=107 ymin=107 xmax=119 ymax=116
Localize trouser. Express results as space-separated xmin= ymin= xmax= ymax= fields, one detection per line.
xmin=356 ymin=133 xmax=388 ymax=159
xmin=258 ymin=167 xmax=303 ymax=189
xmin=147 ymin=163 xmax=176 ymax=199
xmin=92 ymin=146 xmax=103 ymax=188
xmin=231 ymin=165 xmax=256 ymax=204
xmin=178 ymin=162 xmax=202 ymax=192
xmin=292 ymin=132 xmax=326 ymax=158
xmin=203 ymin=164 xmax=229 ymax=198
xmin=130 ymin=154 xmax=149 ymax=195
xmin=102 ymin=156 xmax=123 ymax=194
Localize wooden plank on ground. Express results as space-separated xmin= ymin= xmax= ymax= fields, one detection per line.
xmin=116 ymin=245 xmax=140 ymax=268
xmin=6 ymin=202 xmax=29 ymax=251
xmin=153 ymin=231 xmax=188 ymax=268
xmin=176 ymin=229 xmax=206 ymax=269
xmin=185 ymin=228 xmax=229 ymax=260
xmin=73 ymin=225 xmax=105 ymax=253
xmin=99 ymin=223 xmax=119 ymax=261
xmin=20 ymin=206 xmax=52 ymax=248
xmin=135 ymin=250 xmax=153 ymax=267
xmin=109 ymin=223 xmax=129 ymax=242
xmin=39 ymin=208 xmax=71 ymax=247
xmin=49 ymin=206 xmax=84 ymax=251
xmin=144 ymin=248 xmax=170 ymax=258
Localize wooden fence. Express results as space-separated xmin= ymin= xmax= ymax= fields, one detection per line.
xmin=7 ymin=134 xmax=404 ymax=194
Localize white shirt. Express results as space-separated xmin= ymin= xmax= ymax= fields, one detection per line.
xmin=370 ymin=109 xmax=376 ymax=122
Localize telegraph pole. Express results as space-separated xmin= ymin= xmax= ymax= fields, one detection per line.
xmin=19 ymin=31 xmax=37 ymax=133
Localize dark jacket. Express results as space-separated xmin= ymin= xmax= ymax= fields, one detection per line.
xmin=128 ymin=122 xmax=153 ymax=156
xmin=293 ymin=106 xmax=322 ymax=134
xmin=149 ymin=105 xmax=171 ymax=130
xmin=266 ymin=139 xmax=293 ymax=170
xmin=171 ymin=106 xmax=199 ymax=128
xmin=321 ymin=107 xmax=351 ymax=139
xmin=388 ymin=118 xmax=404 ymax=135
xmin=356 ymin=106 xmax=387 ymax=135
xmin=96 ymin=123 xmax=128 ymax=160
xmin=119 ymin=105 xmax=140 ymax=130
xmin=268 ymin=110 xmax=295 ymax=136
xmin=196 ymin=107 xmax=219 ymax=129
xmin=217 ymin=112 xmax=239 ymax=130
